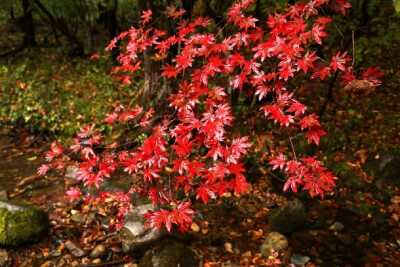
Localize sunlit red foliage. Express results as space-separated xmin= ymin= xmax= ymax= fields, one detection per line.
xmin=39 ymin=0 xmax=383 ymax=232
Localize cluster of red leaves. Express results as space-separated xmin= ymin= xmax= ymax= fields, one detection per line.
xmin=270 ymin=153 xmax=337 ymax=198
xmin=39 ymin=0 xmax=383 ymax=232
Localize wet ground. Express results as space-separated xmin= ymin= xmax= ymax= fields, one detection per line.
xmin=0 ymin=136 xmax=66 ymax=206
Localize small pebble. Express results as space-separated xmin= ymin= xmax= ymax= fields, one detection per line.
xmin=224 ymin=242 xmax=233 ymax=253
xmin=92 ymin=258 xmax=102 ymax=264
xmin=290 ymin=252 xmax=310 ymax=266
xmin=329 ymin=221 xmax=344 ymax=232
xmin=90 ymin=244 xmax=107 ymax=259
xmin=190 ymin=222 xmax=200 ymax=232
xmin=65 ymin=240 xmax=86 ymax=258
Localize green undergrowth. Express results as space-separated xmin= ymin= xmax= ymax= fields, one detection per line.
xmin=0 ymin=47 xmax=141 ymax=140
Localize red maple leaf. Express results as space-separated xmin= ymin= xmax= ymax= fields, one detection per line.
xmin=162 ymin=64 xmax=180 ymax=78
xmin=305 ymin=125 xmax=327 ymax=145
xmin=65 ymin=186 xmax=82 ymax=202
xmin=330 ymin=51 xmax=349 ymax=72
xmin=269 ymin=153 xmax=286 ymax=170
xmin=140 ymin=10 xmax=152 ymax=24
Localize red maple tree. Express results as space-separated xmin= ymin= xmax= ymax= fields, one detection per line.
xmin=39 ymin=0 xmax=383 ymax=232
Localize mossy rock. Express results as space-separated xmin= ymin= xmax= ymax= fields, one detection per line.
xmin=268 ymin=199 xmax=306 ymax=234
xmin=0 ymin=200 xmax=49 ymax=246
xmin=139 ymin=239 xmax=197 ymax=267
xmin=364 ymin=152 xmax=400 ymax=186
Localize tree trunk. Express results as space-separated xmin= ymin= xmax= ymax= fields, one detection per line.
xmin=137 ymin=0 xmax=161 ymax=110
xmin=22 ymin=0 xmax=36 ymax=47
xmin=181 ymin=0 xmax=194 ymax=21
xmin=107 ymin=0 xmax=120 ymax=60
xmin=32 ymin=0 xmax=84 ymax=56
xmin=74 ymin=0 xmax=94 ymax=54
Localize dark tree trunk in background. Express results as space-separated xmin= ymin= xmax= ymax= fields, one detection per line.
xmin=203 ymin=0 xmax=224 ymax=28
xmin=138 ymin=0 xmax=161 ymax=110
xmin=74 ymin=0 xmax=94 ymax=54
xmin=99 ymin=0 xmax=120 ymax=60
xmin=181 ymin=0 xmax=194 ymax=21
xmin=10 ymin=5 xmax=15 ymax=20
xmin=32 ymin=0 xmax=84 ymax=56
xmin=22 ymin=0 xmax=36 ymax=47
xmin=319 ymin=0 xmax=372 ymax=118
xmin=254 ymin=0 xmax=261 ymax=21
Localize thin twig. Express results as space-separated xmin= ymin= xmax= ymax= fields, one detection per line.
xmin=268 ymin=171 xmax=286 ymax=182
xmin=320 ymin=8 xmax=344 ymax=43
xmin=319 ymin=70 xmax=339 ymax=118
xmin=352 ymin=30 xmax=355 ymax=67
xmin=288 ymin=135 xmax=297 ymax=159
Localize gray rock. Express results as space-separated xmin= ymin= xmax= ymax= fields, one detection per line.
xmin=121 ymin=204 xmax=167 ymax=254
xmin=65 ymin=165 xmax=80 ymax=179
xmin=329 ymin=221 xmax=344 ymax=232
xmin=0 ymin=249 xmax=10 ymax=267
xmin=269 ymin=199 xmax=306 ymax=234
xmin=373 ymin=188 xmax=391 ymax=205
xmin=290 ymin=252 xmax=310 ymax=266
xmin=48 ymin=250 xmax=62 ymax=258
xmin=259 ymin=232 xmax=289 ymax=256
xmin=65 ymin=240 xmax=86 ymax=258
xmin=70 ymin=214 xmax=86 ymax=224
xmin=0 ymin=200 xmax=49 ymax=246
xmin=139 ymin=239 xmax=197 ymax=267
xmin=90 ymin=244 xmax=107 ymax=260
xmin=364 ymin=152 xmax=400 ymax=186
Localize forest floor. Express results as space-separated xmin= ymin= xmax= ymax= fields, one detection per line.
xmin=1 ymin=33 xmax=400 ymax=266
xmin=1 ymin=66 xmax=400 ymax=266
xmin=1 ymin=134 xmax=400 ymax=267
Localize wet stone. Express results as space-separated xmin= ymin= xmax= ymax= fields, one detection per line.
xmin=0 ymin=200 xmax=49 ymax=246
xmin=92 ymin=259 xmax=102 ymax=264
xmin=121 ymin=204 xmax=167 ymax=254
xmin=90 ymin=244 xmax=107 ymax=260
xmin=47 ymin=250 xmax=61 ymax=258
xmin=269 ymin=199 xmax=306 ymax=234
xmin=65 ymin=165 xmax=80 ymax=180
xmin=329 ymin=221 xmax=344 ymax=232
xmin=260 ymin=232 xmax=289 ymax=256
xmin=139 ymin=239 xmax=197 ymax=267
xmin=290 ymin=252 xmax=310 ymax=266
xmin=65 ymin=240 xmax=86 ymax=258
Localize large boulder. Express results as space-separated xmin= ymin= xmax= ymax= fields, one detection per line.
xmin=139 ymin=239 xmax=197 ymax=267
xmin=0 ymin=200 xmax=49 ymax=246
xmin=268 ymin=199 xmax=306 ymax=234
xmin=121 ymin=204 xmax=167 ymax=255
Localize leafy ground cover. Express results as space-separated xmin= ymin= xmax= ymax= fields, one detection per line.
xmin=0 ymin=48 xmax=140 ymax=139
